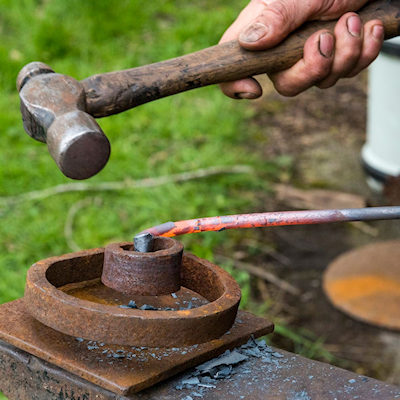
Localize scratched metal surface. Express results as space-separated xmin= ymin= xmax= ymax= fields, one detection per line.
xmin=0 ymin=336 xmax=399 ymax=399
xmin=142 ymin=348 xmax=400 ymax=400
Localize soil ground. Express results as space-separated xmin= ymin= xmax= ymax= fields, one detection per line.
xmin=237 ymin=72 xmax=400 ymax=385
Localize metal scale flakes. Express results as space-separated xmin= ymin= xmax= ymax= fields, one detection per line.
xmin=0 ymin=299 xmax=272 ymax=395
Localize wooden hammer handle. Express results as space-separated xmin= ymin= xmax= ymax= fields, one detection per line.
xmin=82 ymin=0 xmax=400 ymax=118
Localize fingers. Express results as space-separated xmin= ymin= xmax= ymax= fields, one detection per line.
xmin=219 ymin=78 xmax=263 ymax=100
xmin=219 ymin=0 xmax=322 ymax=99
xmin=269 ymin=14 xmax=384 ymax=96
xmin=219 ymin=0 xmax=272 ymax=44
xmin=346 ymin=19 xmax=384 ymax=77
xmin=219 ymin=0 xmax=382 ymax=99
xmin=317 ymin=13 xmax=364 ymax=89
xmin=269 ymin=30 xmax=335 ymax=97
xmin=218 ymin=0 xmax=280 ymax=99
xmin=237 ymin=0 xmax=321 ymax=50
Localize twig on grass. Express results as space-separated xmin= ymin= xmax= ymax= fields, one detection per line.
xmin=0 ymin=165 xmax=253 ymax=207
xmin=64 ymin=197 xmax=101 ymax=252
xmin=215 ymin=254 xmax=301 ymax=296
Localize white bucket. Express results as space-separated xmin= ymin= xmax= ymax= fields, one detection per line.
xmin=362 ymin=37 xmax=400 ymax=191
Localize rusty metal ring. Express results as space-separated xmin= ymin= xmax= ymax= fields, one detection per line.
xmin=24 ymin=245 xmax=241 ymax=347
xmin=102 ymin=238 xmax=183 ymax=296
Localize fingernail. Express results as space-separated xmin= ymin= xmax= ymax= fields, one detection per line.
xmin=239 ymin=22 xmax=268 ymax=43
xmin=372 ymin=24 xmax=384 ymax=40
xmin=234 ymin=92 xmax=259 ymax=100
xmin=347 ymin=15 xmax=362 ymax=37
xmin=319 ymin=32 xmax=334 ymax=58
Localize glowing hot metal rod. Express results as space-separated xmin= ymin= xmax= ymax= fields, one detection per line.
xmin=137 ymin=207 xmax=400 ymax=239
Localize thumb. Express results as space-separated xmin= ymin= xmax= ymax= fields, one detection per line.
xmin=238 ymin=0 xmax=318 ymax=50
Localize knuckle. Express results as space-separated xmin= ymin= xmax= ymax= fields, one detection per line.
xmin=341 ymin=45 xmax=361 ymax=62
xmin=318 ymin=0 xmax=363 ymax=18
xmin=254 ymin=1 xmax=293 ymax=30
xmin=273 ymin=80 xmax=298 ymax=97
xmin=317 ymin=79 xmax=336 ymax=89
xmin=268 ymin=2 xmax=293 ymax=29
xmin=309 ymin=63 xmax=330 ymax=82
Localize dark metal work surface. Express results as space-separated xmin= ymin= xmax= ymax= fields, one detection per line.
xmin=0 ymin=339 xmax=399 ymax=400
xmin=24 ymin=246 xmax=241 ymax=347
xmin=102 ymin=238 xmax=183 ymax=296
xmin=0 ymin=300 xmax=272 ymax=395
xmin=324 ymin=240 xmax=400 ymax=331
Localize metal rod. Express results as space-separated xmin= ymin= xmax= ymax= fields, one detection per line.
xmin=140 ymin=206 xmax=400 ymax=237
xmin=133 ymin=232 xmax=154 ymax=252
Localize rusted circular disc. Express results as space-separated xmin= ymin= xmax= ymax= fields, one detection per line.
xmin=24 ymin=244 xmax=241 ymax=347
xmin=323 ymin=240 xmax=400 ymax=330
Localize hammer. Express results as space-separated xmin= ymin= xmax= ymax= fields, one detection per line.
xmin=17 ymin=0 xmax=400 ymax=180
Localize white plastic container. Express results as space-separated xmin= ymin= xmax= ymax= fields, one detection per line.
xmin=362 ymin=37 xmax=400 ymax=191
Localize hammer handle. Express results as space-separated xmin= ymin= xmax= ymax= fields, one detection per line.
xmin=82 ymin=0 xmax=400 ymax=118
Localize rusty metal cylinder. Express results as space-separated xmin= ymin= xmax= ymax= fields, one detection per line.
xmin=101 ymin=237 xmax=183 ymax=296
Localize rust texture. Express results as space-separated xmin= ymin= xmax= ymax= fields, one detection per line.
xmin=142 ymin=207 xmax=400 ymax=237
xmin=1 ymin=331 xmax=399 ymax=399
xmin=323 ymin=240 xmax=400 ymax=331
xmin=24 ymin=245 xmax=241 ymax=347
xmin=0 ymin=300 xmax=272 ymax=395
xmin=102 ymin=238 xmax=183 ymax=296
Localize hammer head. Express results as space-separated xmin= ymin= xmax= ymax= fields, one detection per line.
xmin=17 ymin=62 xmax=110 ymax=180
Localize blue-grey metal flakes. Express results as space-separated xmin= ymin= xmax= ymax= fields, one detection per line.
xmin=257 ymin=339 xmax=267 ymax=348
xmin=241 ymin=337 xmax=258 ymax=349
xmin=242 ymin=347 xmax=262 ymax=358
xmin=197 ymin=383 xmax=216 ymax=389
xmin=140 ymin=304 xmax=158 ymax=311
xmin=200 ymin=377 xmax=217 ymax=384
xmin=128 ymin=300 xmax=137 ymax=308
xmin=196 ymin=350 xmax=248 ymax=373
xmin=214 ymin=365 xmax=232 ymax=379
xmin=182 ymin=377 xmax=200 ymax=386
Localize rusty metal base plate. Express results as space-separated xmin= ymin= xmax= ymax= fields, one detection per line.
xmin=323 ymin=240 xmax=400 ymax=331
xmin=0 ymin=299 xmax=272 ymax=396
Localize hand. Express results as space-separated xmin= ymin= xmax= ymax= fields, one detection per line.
xmin=220 ymin=0 xmax=384 ymax=98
